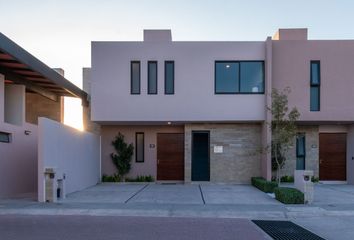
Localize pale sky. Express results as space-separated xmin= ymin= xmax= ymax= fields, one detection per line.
xmin=1 ymin=0 xmax=354 ymax=129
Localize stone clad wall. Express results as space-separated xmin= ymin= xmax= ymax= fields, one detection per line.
xmin=25 ymin=92 xmax=61 ymax=125
xmin=185 ymin=123 xmax=262 ymax=183
xmin=279 ymin=126 xmax=319 ymax=178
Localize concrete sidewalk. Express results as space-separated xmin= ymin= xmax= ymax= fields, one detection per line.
xmin=1 ymin=183 xmax=354 ymax=219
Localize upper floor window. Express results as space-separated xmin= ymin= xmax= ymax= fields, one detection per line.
xmin=131 ymin=61 xmax=140 ymax=94
xmin=215 ymin=61 xmax=264 ymax=94
xmin=165 ymin=61 xmax=174 ymax=94
xmin=148 ymin=61 xmax=158 ymax=94
xmin=310 ymin=61 xmax=320 ymax=111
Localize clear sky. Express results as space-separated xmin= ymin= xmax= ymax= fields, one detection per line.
xmin=1 ymin=0 xmax=353 ymax=128
xmin=1 ymin=0 xmax=354 ymax=87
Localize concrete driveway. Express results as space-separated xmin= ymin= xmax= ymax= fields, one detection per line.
xmin=63 ymin=183 xmax=280 ymax=205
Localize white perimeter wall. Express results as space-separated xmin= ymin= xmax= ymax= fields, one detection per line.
xmin=38 ymin=117 xmax=100 ymax=202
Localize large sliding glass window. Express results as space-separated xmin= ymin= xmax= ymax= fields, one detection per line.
xmin=240 ymin=62 xmax=264 ymax=93
xmin=135 ymin=132 xmax=144 ymax=162
xmin=165 ymin=61 xmax=174 ymax=94
xmin=215 ymin=62 xmax=239 ymax=93
xmin=310 ymin=61 xmax=320 ymax=111
xmin=148 ymin=61 xmax=158 ymax=94
xmin=296 ymin=133 xmax=306 ymax=170
xmin=215 ymin=61 xmax=264 ymax=94
xmin=131 ymin=61 xmax=140 ymax=94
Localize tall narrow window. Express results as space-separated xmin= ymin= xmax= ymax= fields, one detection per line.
xmin=131 ymin=61 xmax=140 ymax=94
xmin=165 ymin=61 xmax=174 ymax=94
xmin=310 ymin=61 xmax=320 ymax=111
xmin=296 ymin=133 xmax=306 ymax=170
xmin=148 ymin=61 xmax=157 ymax=94
xmin=136 ymin=132 xmax=144 ymax=162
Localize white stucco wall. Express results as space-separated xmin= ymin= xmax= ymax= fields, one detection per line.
xmin=37 ymin=118 xmax=100 ymax=202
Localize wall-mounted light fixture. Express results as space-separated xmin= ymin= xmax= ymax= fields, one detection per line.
xmin=24 ymin=130 xmax=31 ymax=135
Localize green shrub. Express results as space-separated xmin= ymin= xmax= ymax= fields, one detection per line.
xmin=311 ymin=176 xmax=319 ymax=183
xmin=251 ymin=177 xmax=278 ymax=193
xmin=126 ymin=175 xmax=155 ymax=182
xmin=102 ymin=174 xmax=120 ymax=182
xmin=280 ymin=175 xmax=294 ymax=183
xmin=274 ymin=187 xmax=304 ymax=204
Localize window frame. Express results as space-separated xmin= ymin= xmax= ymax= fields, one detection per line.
xmin=135 ymin=132 xmax=144 ymax=163
xmin=0 ymin=131 xmax=11 ymax=143
xmin=164 ymin=61 xmax=175 ymax=95
xmin=130 ymin=61 xmax=141 ymax=95
xmin=148 ymin=61 xmax=158 ymax=95
xmin=310 ymin=60 xmax=321 ymax=111
xmin=214 ymin=60 xmax=265 ymax=94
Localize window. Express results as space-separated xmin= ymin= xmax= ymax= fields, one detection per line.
xmin=165 ymin=61 xmax=174 ymax=94
xmin=215 ymin=61 xmax=264 ymax=94
xmin=148 ymin=61 xmax=158 ymax=94
xmin=296 ymin=133 xmax=306 ymax=170
xmin=131 ymin=61 xmax=140 ymax=94
xmin=240 ymin=62 xmax=264 ymax=93
xmin=310 ymin=61 xmax=320 ymax=111
xmin=0 ymin=132 xmax=11 ymax=143
xmin=135 ymin=132 xmax=144 ymax=162
xmin=215 ymin=62 xmax=239 ymax=93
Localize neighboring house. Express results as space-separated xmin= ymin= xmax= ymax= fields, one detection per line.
xmin=0 ymin=33 xmax=89 ymax=199
xmin=89 ymin=28 xmax=354 ymax=184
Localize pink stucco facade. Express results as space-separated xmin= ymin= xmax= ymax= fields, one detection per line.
xmin=272 ymin=40 xmax=354 ymax=121
xmin=89 ymin=29 xmax=354 ymax=183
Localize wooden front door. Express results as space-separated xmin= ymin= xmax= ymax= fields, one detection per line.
xmin=157 ymin=133 xmax=184 ymax=181
xmin=319 ymin=133 xmax=347 ymax=181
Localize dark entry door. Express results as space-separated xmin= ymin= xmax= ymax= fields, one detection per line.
xmin=319 ymin=133 xmax=347 ymax=181
xmin=157 ymin=133 xmax=184 ymax=181
xmin=192 ymin=131 xmax=210 ymax=181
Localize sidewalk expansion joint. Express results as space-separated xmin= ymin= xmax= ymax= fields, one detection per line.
xmin=124 ymin=184 xmax=149 ymax=204
xmin=199 ymin=185 xmax=206 ymax=205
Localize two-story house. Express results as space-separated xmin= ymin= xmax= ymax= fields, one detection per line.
xmin=88 ymin=29 xmax=354 ymax=184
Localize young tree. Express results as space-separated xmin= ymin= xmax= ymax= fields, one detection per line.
xmin=110 ymin=133 xmax=134 ymax=181
xmin=271 ymin=87 xmax=300 ymax=184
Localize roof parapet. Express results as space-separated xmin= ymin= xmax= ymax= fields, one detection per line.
xmin=273 ymin=28 xmax=308 ymax=40
xmin=144 ymin=30 xmax=172 ymax=42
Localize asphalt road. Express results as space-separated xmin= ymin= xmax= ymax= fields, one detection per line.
xmin=0 ymin=215 xmax=270 ymax=240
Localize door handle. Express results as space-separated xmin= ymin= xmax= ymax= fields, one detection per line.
xmin=319 ymin=159 xmax=323 ymax=164
xmin=157 ymin=159 xmax=160 ymax=164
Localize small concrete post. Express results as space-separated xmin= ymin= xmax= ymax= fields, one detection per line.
xmin=294 ymin=170 xmax=314 ymax=204
xmin=44 ymin=168 xmax=57 ymax=202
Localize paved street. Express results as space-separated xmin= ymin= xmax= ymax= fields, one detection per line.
xmin=0 ymin=215 xmax=270 ymax=240
xmin=2 ymin=183 xmax=354 ymax=239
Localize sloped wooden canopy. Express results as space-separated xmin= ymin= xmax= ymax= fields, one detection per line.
xmin=0 ymin=33 xmax=87 ymax=105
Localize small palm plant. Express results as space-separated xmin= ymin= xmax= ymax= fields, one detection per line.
xmin=110 ymin=133 xmax=134 ymax=182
